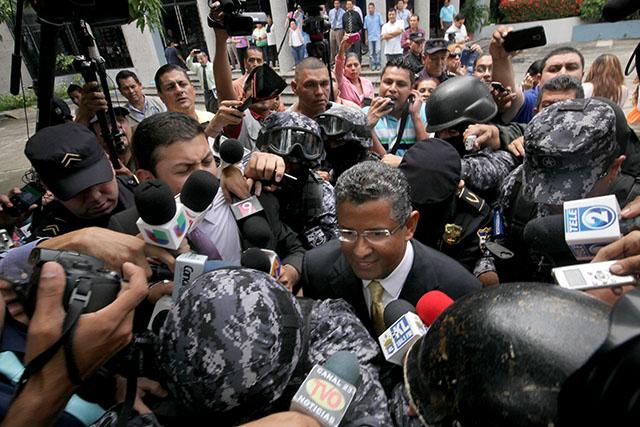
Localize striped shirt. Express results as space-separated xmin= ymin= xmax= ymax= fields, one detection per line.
xmin=362 ymin=103 xmax=427 ymax=156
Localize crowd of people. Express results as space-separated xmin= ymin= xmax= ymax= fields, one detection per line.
xmin=1 ymin=0 xmax=640 ymax=426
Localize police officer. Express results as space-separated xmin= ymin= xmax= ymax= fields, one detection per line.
xmin=256 ymin=112 xmax=337 ymax=250
xmin=315 ymin=102 xmax=380 ymax=183
xmin=399 ymin=138 xmax=498 ymax=286
xmin=25 ymin=123 xmax=137 ymax=239
xmin=426 ymin=76 xmax=518 ymax=202
xmin=156 ymin=267 xmax=393 ymax=425
xmin=498 ymin=98 xmax=628 ymax=282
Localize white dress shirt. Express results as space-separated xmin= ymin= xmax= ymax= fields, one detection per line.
xmin=194 ymin=188 xmax=242 ymax=265
xmin=361 ymin=241 xmax=414 ymax=312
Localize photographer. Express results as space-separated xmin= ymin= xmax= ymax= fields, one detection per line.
xmin=0 ymin=261 xmax=148 ymax=427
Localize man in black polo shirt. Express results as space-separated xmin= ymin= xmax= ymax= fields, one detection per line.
xmin=25 ymin=123 xmax=136 ymax=238
xmin=403 ymin=31 xmax=426 ymax=75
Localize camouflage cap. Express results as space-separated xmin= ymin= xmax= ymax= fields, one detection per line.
xmin=156 ymin=267 xmax=303 ymax=415
xmin=259 ymin=111 xmax=322 ymax=138
xmin=317 ymin=102 xmax=372 ymax=148
xmin=522 ymin=98 xmax=620 ymax=205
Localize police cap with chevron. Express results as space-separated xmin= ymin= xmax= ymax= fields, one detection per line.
xmin=25 ymin=123 xmax=114 ymax=201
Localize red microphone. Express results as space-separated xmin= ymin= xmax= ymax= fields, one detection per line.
xmin=416 ymin=291 xmax=454 ymax=327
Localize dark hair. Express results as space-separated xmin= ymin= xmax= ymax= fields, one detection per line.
xmin=247 ymin=46 xmax=264 ymax=58
xmin=294 ymin=56 xmax=328 ymax=81
xmin=154 ymin=64 xmax=190 ymax=92
xmin=115 ymin=70 xmax=141 ymax=88
xmin=411 ymin=14 xmax=419 ymax=21
xmin=454 ymin=13 xmax=465 ymax=21
xmin=383 ymin=57 xmax=416 ymax=85
xmin=536 ymin=75 xmax=585 ymax=109
xmin=345 ymin=52 xmax=360 ymax=64
xmin=66 ymin=83 xmax=82 ymax=96
xmin=368 ymin=2 xmax=375 ymax=6
xmin=527 ymin=59 xmax=544 ymax=76
xmin=473 ymin=53 xmax=491 ymax=69
xmin=542 ymin=46 xmax=585 ymax=72
xmin=132 ymin=112 xmax=205 ymax=174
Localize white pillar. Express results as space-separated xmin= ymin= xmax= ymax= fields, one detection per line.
xmin=372 ymin=0 xmax=387 ymax=68
xmin=451 ymin=0 xmax=461 ymax=15
xmin=197 ymin=0 xmax=216 ymax=59
xmin=270 ymin=0 xmax=294 ymax=71
xmin=121 ymin=23 xmax=163 ymax=87
xmin=413 ymin=0 xmax=430 ymax=39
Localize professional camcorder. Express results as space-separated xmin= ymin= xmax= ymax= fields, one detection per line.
xmin=207 ymin=0 xmax=267 ymax=36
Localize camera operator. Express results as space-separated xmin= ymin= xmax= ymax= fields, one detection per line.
xmin=255 ymin=112 xmax=337 ymax=250
xmin=89 ymin=107 xmax=136 ymax=176
xmin=24 ymin=124 xmax=138 ymax=240
xmin=0 ymin=261 xmax=148 ymax=427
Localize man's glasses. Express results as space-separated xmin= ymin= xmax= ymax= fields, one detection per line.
xmin=336 ymin=223 xmax=404 ymax=244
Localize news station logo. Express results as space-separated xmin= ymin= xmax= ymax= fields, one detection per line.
xmin=145 ymin=229 xmax=170 ymax=245
xmin=390 ymin=317 xmax=414 ymax=349
xmin=565 ymin=205 xmax=617 ymax=233
xmin=173 ymin=211 xmax=187 ymax=237
xmin=304 ymin=378 xmax=347 ymax=412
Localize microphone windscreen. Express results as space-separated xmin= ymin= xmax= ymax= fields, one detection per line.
xmin=135 ymin=179 xmax=176 ymax=225
xmin=240 ymin=247 xmax=271 ymax=273
xmin=416 ymin=290 xmax=454 ymax=327
xmin=181 ymin=170 xmax=220 ymax=212
xmin=219 ymin=138 xmax=244 ymax=164
xmin=324 ymin=351 xmax=361 ymax=385
xmin=383 ymin=299 xmax=416 ymax=328
xmin=241 ymin=215 xmax=273 ymax=248
xmin=522 ymin=215 xmax=569 ymax=254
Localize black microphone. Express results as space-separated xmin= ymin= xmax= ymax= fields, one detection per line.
xmin=383 ymin=299 xmax=416 ymax=328
xmin=522 ymin=215 xmax=571 ymax=255
xmin=135 ymin=179 xmax=189 ymax=250
xmin=180 ymin=170 xmax=220 ymax=229
xmin=240 ymin=247 xmax=272 ymax=273
xmin=219 ymin=138 xmax=245 ymax=164
xmin=602 ymin=0 xmax=640 ymax=22
xmin=378 ymin=299 xmax=426 ymax=365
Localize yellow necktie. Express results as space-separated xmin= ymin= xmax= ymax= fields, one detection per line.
xmin=369 ymin=280 xmax=385 ymax=336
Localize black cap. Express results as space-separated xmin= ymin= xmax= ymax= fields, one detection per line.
xmin=25 ymin=123 xmax=114 ymax=201
xmin=424 ymin=38 xmax=448 ymax=55
xmin=409 ymin=32 xmax=426 ymax=42
xmin=50 ymin=96 xmax=73 ymax=125
xmin=399 ymin=139 xmax=461 ymax=205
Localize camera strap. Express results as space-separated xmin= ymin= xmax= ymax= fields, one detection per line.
xmin=388 ymin=100 xmax=411 ymax=155
xmin=12 ymin=279 xmax=93 ymax=400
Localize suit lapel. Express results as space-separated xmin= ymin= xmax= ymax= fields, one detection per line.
xmin=399 ymin=240 xmax=434 ymax=305
xmin=327 ymin=256 xmax=372 ymax=331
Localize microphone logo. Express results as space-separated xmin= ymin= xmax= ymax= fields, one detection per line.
xmin=145 ymin=229 xmax=170 ymax=245
xmin=173 ymin=211 xmax=188 ymax=237
xmin=581 ymin=206 xmax=616 ymax=230
xmin=305 ymin=378 xmax=346 ymax=411
xmin=390 ymin=317 xmax=414 ymax=349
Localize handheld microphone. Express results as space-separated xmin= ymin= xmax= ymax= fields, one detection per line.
xmin=179 ymin=170 xmax=220 ymax=229
xmin=173 ymin=252 xmax=235 ymax=299
xmin=378 ymin=299 xmax=427 ymax=366
xmin=416 ymin=291 xmax=454 ymax=327
xmin=290 ymin=351 xmax=360 ymax=427
xmin=240 ymin=247 xmax=282 ymax=278
xmin=219 ymin=138 xmax=245 ymax=165
xmin=135 ymin=179 xmax=188 ymax=250
xmin=602 ymin=0 xmax=640 ymax=22
xmin=563 ymin=195 xmax=624 ymax=260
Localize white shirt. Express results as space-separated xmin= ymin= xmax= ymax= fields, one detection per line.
xmin=382 ymin=20 xmax=404 ymax=55
xmin=445 ymin=23 xmax=467 ymax=43
xmin=195 ymin=189 xmax=243 ymax=265
xmin=361 ymin=241 xmax=415 ymax=312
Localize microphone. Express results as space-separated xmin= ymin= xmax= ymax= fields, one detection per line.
xmin=563 ymin=195 xmax=625 ymax=260
xmin=173 ymin=252 xmax=235 ymax=299
xmin=135 ymin=179 xmax=188 ymax=250
xmin=179 ymin=170 xmax=220 ymax=229
xmin=416 ymin=291 xmax=454 ymax=327
xmin=377 ymin=299 xmax=427 ymax=366
xmin=602 ymin=0 xmax=640 ymax=22
xmin=240 ymin=247 xmax=282 ymax=278
xmin=219 ymin=138 xmax=245 ymax=165
xmin=290 ymin=351 xmax=360 ymax=427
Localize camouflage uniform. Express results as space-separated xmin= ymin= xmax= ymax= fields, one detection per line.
xmin=258 ymin=112 xmax=337 ymax=248
xmin=156 ymin=267 xmax=392 ymax=425
xmin=460 ymin=148 xmax=518 ymax=202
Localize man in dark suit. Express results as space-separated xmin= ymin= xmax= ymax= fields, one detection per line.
xmin=111 ymin=112 xmax=305 ymax=290
xmin=300 ymin=161 xmax=481 ymax=336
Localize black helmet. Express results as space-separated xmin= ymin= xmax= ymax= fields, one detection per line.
xmin=404 ymin=283 xmax=610 ymax=427
xmin=426 ymin=75 xmax=498 ymax=133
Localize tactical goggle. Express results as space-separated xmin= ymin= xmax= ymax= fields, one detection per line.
xmin=257 ymin=126 xmax=324 ymax=160
xmin=315 ymin=114 xmax=370 ymax=138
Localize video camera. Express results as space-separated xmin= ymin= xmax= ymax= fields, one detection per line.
xmin=207 ymin=0 xmax=267 ymax=36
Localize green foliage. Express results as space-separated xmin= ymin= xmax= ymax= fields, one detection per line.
xmin=55 ymin=53 xmax=75 ymax=74
xmin=499 ymin=0 xmax=582 ymax=24
xmin=0 ymin=85 xmax=70 ymax=112
xmin=461 ymin=0 xmax=490 ymax=33
xmin=581 ymin=0 xmax=640 ymax=22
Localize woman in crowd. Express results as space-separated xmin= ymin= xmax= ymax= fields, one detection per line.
xmin=583 ymin=53 xmax=628 ymax=107
xmin=628 ymin=76 xmax=640 ymax=132
xmin=335 ymin=34 xmax=375 ymax=107
xmin=446 ymin=43 xmax=467 ymax=77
